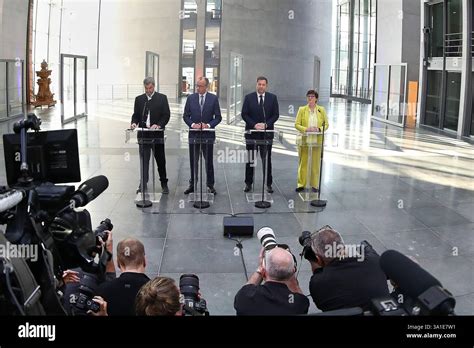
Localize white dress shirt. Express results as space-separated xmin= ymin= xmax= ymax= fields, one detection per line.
xmin=145 ymin=91 xmax=155 ymax=128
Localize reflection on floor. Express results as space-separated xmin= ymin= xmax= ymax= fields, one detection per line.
xmin=0 ymin=99 xmax=473 ymax=315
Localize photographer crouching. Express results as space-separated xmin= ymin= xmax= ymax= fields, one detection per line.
xmin=234 ymin=227 xmax=309 ymax=315
xmin=300 ymin=225 xmax=389 ymax=312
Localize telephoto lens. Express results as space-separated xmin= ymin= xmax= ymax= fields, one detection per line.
xmin=179 ymin=274 xmax=200 ymax=302
xmin=257 ymin=227 xmax=278 ymax=251
xmin=179 ymin=274 xmax=209 ymax=316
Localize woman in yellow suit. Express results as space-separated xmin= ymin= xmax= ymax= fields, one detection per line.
xmin=294 ymin=90 xmax=329 ymax=192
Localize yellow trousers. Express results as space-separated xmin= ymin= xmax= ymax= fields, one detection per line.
xmin=297 ymin=145 xmax=322 ymax=188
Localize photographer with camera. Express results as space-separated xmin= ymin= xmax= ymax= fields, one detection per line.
xmin=234 ymin=227 xmax=309 ymax=315
xmin=96 ymin=238 xmax=150 ymax=316
xmin=135 ymin=276 xmax=182 ymax=316
xmin=302 ymin=225 xmax=389 ymax=312
xmin=61 ymin=229 xmax=116 ymax=315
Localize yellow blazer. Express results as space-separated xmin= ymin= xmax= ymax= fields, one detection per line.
xmin=295 ymin=105 xmax=329 ymax=146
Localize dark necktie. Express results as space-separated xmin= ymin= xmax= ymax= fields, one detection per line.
xmin=200 ymin=95 xmax=204 ymax=111
xmin=259 ymin=95 xmax=263 ymax=108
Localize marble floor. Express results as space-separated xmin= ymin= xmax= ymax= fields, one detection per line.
xmin=0 ymin=98 xmax=473 ymax=315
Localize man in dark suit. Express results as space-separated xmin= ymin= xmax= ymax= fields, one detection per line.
xmin=183 ymin=77 xmax=222 ymax=195
xmin=241 ymin=76 xmax=279 ymax=193
xmin=131 ymin=77 xmax=170 ymax=194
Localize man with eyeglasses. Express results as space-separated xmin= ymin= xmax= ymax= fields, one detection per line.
xmin=183 ymin=77 xmax=222 ymax=195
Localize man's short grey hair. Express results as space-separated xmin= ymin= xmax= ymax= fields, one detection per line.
xmin=311 ymin=226 xmax=344 ymax=262
xmin=198 ymin=76 xmax=210 ymax=87
xmin=264 ymin=247 xmax=295 ymax=281
xmin=143 ymin=77 xmax=155 ymax=86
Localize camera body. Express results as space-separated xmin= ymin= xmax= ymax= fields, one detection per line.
xmin=68 ymin=273 xmax=101 ymax=315
xmin=179 ymin=274 xmax=209 ymax=316
xmin=298 ymin=230 xmax=317 ymax=262
xmin=94 ymin=218 xmax=113 ymax=243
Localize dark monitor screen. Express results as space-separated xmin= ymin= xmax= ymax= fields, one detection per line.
xmin=3 ymin=129 xmax=81 ymax=186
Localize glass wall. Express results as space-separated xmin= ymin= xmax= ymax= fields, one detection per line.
xmin=204 ymin=0 xmax=221 ymax=95
xmin=372 ymin=65 xmax=389 ymax=119
xmin=428 ymin=2 xmax=444 ymax=57
xmin=445 ymin=0 xmax=463 ymax=57
xmin=32 ymin=0 xmax=99 ymax=99
xmin=387 ymin=65 xmax=406 ymax=125
xmin=180 ymin=0 xmax=198 ymax=96
xmin=60 ymin=0 xmax=100 ymax=67
xmin=332 ymin=0 xmax=376 ymax=101
xmin=333 ymin=1 xmax=350 ymax=94
xmin=372 ymin=64 xmax=407 ymax=126
xmin=60 ymin=54 xmax=87 ymax=124
xmin=8 ymin=62 xmax=23 ymax=116
xmin=422 ymin=0 xmax=473 ymax=137
xmin=425 ymin=70 xmax=443 ymax=127
xmin=443 ymin=72 xmax=461 ymax=131
xmin=32 ymin=0 xmax=61 ymax=97
xmin=227 ymin=52 xmax=243 ymax=124
xmin=0 ymin=60 xmax=25 ymax=120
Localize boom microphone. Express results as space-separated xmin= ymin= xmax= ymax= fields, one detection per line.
xmin=69 ymin=175 xmax=109 ymax=208
xmin=380 ymin=250 xmax=455 ymax=315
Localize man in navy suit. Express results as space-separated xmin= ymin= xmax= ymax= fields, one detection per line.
xmin=183 ymin=77 xmax=222 ymax=195
xmin=241 ymin=76 xmax=279 ymax=193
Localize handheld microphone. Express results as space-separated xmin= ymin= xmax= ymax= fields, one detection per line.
xmin=380 ymin=250 xmax=455 ymax=315
xmin=0 ymin=189 xmax=25 ymax=213
xmin=69 ymin=175 xmax=109 ymax=208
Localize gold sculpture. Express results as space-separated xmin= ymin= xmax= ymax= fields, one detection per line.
xmin=32 ymin=60 xmax=57 ymax=107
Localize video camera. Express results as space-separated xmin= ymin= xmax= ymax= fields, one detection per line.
xmin=0 ymin=113 xmax=112 ymax=315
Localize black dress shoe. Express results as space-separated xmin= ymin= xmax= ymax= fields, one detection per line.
xmin=161 ymin=184 xmax=169 ymax=194
xmin=295 ymin=187 xmax=305 ymax=192
xmin=208 ymin=186 xmax=216 ymax=195
xmin=267 ymin=185 xmax=274 ymax=193
xmin=184 ymin=186 xmax=194 ymax=195
xmin=244 ymin=184 xmax=252 ymax=192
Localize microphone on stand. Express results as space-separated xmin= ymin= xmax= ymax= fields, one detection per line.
xmin=137 ymin=97 xmax=152 ymax=208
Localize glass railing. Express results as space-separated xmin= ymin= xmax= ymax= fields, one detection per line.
xmin=445 ymin=32 xmax=463 ymax=57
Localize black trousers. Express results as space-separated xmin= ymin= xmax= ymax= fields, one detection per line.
xmin=189 ymin=143 xmax=214 ymax=187
xmin=139 ymin=143 xmax=167 ymax=188
xmin=245 ymin=143 xmax=273 ymax=186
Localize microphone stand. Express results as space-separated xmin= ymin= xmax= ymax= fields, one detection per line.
xmin=194 ymin=96 xmax=210 ymax=209
xmin=255 ymin=99 xmax=271 ymax=209
xmin=136 ymin=99 xmax=152 ymax=208
xmin=311 ymin=120 xmax=327 ymax=208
